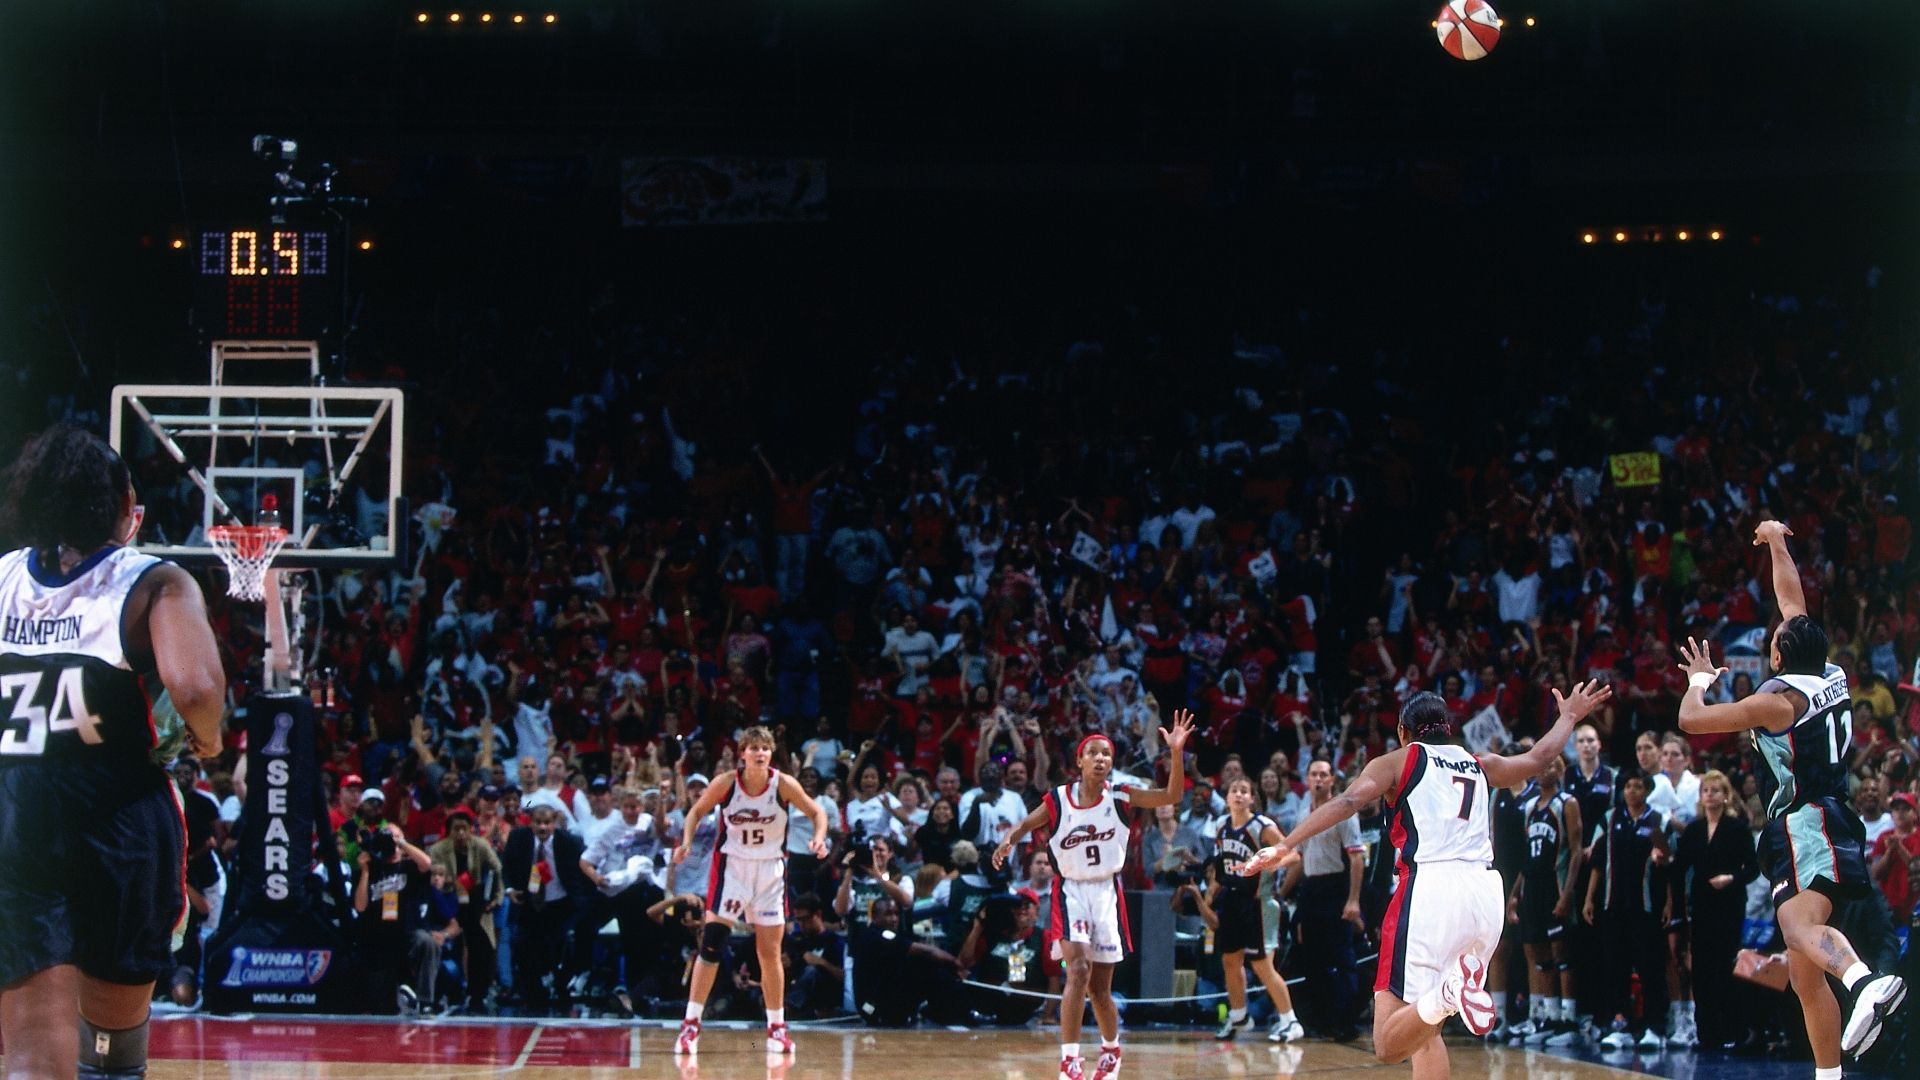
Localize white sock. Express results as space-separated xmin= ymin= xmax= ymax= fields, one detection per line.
xmin=1062 ymin=1043 xmax=1080 ymax=1061
xmin=1101 ymin=1039 xmax=1120 ymax=1050
xmin=1228 ymin=1007 xmax=1247 ymax=1023
xmin=1417 ymin=986 xmax=1455 ymax=1026
xmin=766 ymin=1008 xmax=784 ymax=1026
xmin=1279 ymin=1009 xmax=1297 ymax=1024
xmin=1684 ymin=999 xmax=1696 ymax=1023
xmin=1557 ymin=998 xmax=1574 ymax=1022
xmin=684 ymin=1002 xmax=704 ymax=1022
xmin=1814 ymin=1067 xmax=1843 ymax=1080
xmin=1841 ymin=962 xmax=1872 ymax=994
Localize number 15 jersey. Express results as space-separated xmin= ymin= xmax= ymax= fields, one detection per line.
xmin=717 ymin=769 xmax=790 ymax=859
xmin=1389 ymin=742 xmax=1494 ymax=867
xmin=1045 ymin=782 xmax=1131 ymax=881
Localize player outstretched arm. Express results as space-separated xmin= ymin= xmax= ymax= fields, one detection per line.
xmin=1754 ymin=519 xmax=1806 ymax=621
xmin=671 ymin=772 xmax=734 ymax=863
xmin=1238 ymin=748 xmax=1403 ymax=877
xmin=1117 ymin=710 xmax=1194 ymax=810
xmin=777 ymin=770 xmax=832 ymax=857
xmin=1675 ymin=636 xmax=1796 ymax=735
xmin=1477 ymin=680 xmax=1611 ymax=789
xmin=143 ymin=564 xmax=226 ymax=757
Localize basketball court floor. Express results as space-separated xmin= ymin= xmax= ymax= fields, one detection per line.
xmin=14 ymin=1014 xmax=1838 ymax=1079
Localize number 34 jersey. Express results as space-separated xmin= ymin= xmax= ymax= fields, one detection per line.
xmin=0 ymin=547 xmax=164 ymax=764
xmin=1045 ymin=782 xmax=1132 ymax=882
xmin=1389 ymin=743 xmax=1495 ymax=868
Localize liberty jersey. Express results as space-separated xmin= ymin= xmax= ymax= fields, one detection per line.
xmin=1521 ymin=791 xmax=1574 ymax=891
xmin=1210 ymin=812 xmax=1277 ymax=899
xmin=1388 ymin=743 xmax=1494 ymax=867
xmin=1045 ymin=782 xmax=1131 ymax=881
xmin=717 ymin=769 xmax=789 ymax=859
xmin=0 ymin=547 xmax=165 ymax=763
xmin=1753 ymin=663 xmax=1851 ymax=819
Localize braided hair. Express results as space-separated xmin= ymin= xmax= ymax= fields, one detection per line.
xmin=1772 ymin=614 xmax=1830 ymax=677
xmin=0 ymin=424 xmax=132 ymax=559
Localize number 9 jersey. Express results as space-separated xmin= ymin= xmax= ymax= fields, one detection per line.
xmin=1044 ymin=782 xmax=1131 ymax=881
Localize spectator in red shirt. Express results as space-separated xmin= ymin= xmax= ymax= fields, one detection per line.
xmin=1345 ymin=615 xmax=1400 ymax=681
xmin=1872 ymin=495 xmax=1911 ymax=568
xmin=758 ymin=449 xmax=833 ymax=604
xmin=1869 ymin=793 xmax=1920 ymax=923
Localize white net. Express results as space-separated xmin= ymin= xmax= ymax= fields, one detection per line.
xmin=206 ymin=525 xmax=289 ymax=602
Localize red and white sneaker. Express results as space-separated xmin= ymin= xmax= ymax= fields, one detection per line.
xmin=673 ymin=1018 xmax=701 ymax=1056
xmin=1059 ymin=1055 xmax=1086 ymax=1080
xmin=1452 ymin=953 xmax=1497 ymax=1036
xmin=766 ymin=1023 xmax=796 ymax=1054
xmin=1090 ymin=1045 xmax=1122 ymax=1080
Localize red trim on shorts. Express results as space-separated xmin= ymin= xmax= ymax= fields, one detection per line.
xmin=707 ymin=850 xmax=728 ymax=913
xmin=1114 ymin=877 xmax=1132 ymax=952
xmin=1373 ymin=866 xmax=1417 ymax=996
xmin=167 ymin=780 xmax=191 ymax=941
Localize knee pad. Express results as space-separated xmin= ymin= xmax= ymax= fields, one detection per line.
xmin=698 ymin=922 xmax=730 ymax=964
xmin=78 ymin=1017 xmax=149 ymax=1079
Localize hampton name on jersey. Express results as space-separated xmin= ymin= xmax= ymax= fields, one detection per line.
xmin=0 ymin=547 xmax=166 ymax=763
xmin=718 ymin=769 xmax=790 ymax=859
xmin=1045 ymin=782 xmax=1131 ymax=881
xmin=1753 ymin=663 xmax=1852 ymax=819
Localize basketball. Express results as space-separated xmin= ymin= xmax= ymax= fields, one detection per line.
xmin=1436 ymin=0 xmax=1501 ymax=61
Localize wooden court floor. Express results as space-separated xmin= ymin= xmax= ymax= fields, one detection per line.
xmin=37 ymin=1016 xmax=1666 ymax=1079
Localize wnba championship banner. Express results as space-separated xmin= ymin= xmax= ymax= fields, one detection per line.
xmin=205 ymin=693 xmax=355 ymax=1012
xmin=621 ymin=157 xmax=828 ymax=227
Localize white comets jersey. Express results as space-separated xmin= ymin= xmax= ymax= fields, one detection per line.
xmin=1389 ymin=743 xmax=1494 ymax=867
xmin=1046 ymin=782 xmax=1131 ymax=881
xmin=718 ymin=769 xmax=789 ymax=859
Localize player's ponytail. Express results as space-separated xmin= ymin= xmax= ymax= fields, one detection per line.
xmin=1772 ymin=614 xmax=1829 ymax=677
xmin=0 ymin=424 xmax=132 ymax=556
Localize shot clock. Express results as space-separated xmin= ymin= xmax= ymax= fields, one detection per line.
xmin=193 ymin=226 xmax=342 ymax=340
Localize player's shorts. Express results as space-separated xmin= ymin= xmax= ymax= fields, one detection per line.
xmin=1519 ymin=876 xmax=1569 ymax=947
xmin=1049 ymin=876 xmax=1130 ymax=964
xmin=707 ymin=853 xmax=788 ymax=927
xmin=1215 ymin=892 xmax=1268 ymax=958
xmin=0 ymin=761 xmax=186 ymax=987
xmin=1758 ymin=798 xmax=1871 ymax=906
xmin=1375 ymin=859 xmax=1504 ymax=1004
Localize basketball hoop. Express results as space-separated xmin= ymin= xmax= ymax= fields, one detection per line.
xmin=207 ymin=524 xmax=290 ymax=602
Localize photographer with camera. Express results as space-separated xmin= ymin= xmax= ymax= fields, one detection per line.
xmin=957 ymin=891 xmax=1048 ymax=1025
xmin=352 ymin=820 xmax=447 ymax=1014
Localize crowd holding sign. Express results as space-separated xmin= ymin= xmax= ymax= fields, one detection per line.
xmin=1609 ymin=451 xmax=1662 ymax=488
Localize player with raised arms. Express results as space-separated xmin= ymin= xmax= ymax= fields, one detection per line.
xmin=992 ymin=711 xmax=1194 ymax=1080
xmin=1674 ymin=519 xmax=1906 ymax=1072
xmin=671 ymin=725 xmax=830 ymax=1057
xmin=0 ymin=425 xmax=225 ymax=1080
xmin=1237 ymin=681 xmax=1611 ymax=1080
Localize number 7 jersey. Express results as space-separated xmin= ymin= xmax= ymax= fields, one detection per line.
xmin=0 ymin=547 xmax=165 ymax=763
xmin=1388 ymin=742 xmax=1494 ymax=867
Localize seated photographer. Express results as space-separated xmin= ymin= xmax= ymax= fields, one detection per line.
xmin=783 ymin=895 xmax=844 ymax=1019
xmin=928 ymin=840 xmax=999 ymax=950
xmin=833 ymin=834 xmax=915 ymax=932
xmin=957 ymin=892 xmax=1047 ymax=1025
xmin=849 ymin=897 xmax=966 ymax=1027
xmin=352 ymin=821 xmax=452 ymax=1014
xmin=642 ymin=894 xmax=724 ymax=1015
